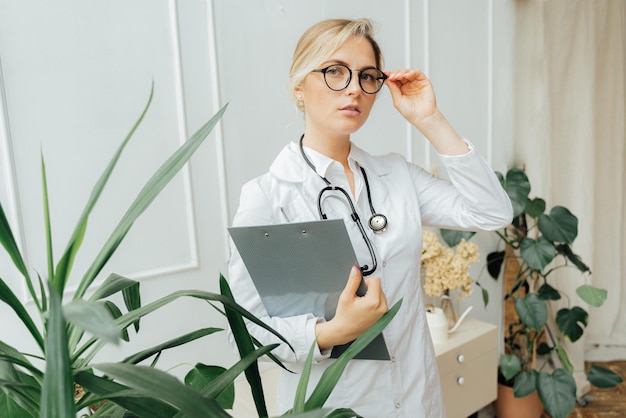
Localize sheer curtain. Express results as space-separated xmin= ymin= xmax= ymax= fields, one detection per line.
xmin=513 ymin=0 xmax=626 ymax=395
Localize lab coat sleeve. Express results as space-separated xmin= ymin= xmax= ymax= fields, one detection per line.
xmin=227 ymin=177 xmax=331 ymax=364
xmin=410 ymin=142 xmax=513 ymax=231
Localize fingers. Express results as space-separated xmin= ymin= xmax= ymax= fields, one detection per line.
xmin=385 ymin=68 xmax=427 ymax=83
xmin=342 ymin=266 xmax=363 ymax=296
xmin=363 ymin=276 xmax=388 ymax=311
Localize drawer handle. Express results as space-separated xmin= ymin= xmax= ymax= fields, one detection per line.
xmin=457 ymin=377 xmax=465 ymax=385
xmin=457 ymin=354 xmax=465 ymax=363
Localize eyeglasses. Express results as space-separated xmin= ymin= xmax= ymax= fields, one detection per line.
xmin=311 ymin=64 xmax=387 ymax=94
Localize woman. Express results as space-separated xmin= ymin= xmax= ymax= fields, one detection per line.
xmin=228 ymin=18 xmax=512 ymax=417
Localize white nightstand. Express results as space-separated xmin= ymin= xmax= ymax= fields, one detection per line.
xmin=433 ymin=318 xmax=498 ymax=418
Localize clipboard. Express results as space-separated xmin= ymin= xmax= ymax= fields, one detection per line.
xmin=228 ymin=219 xmax=389 ymax=360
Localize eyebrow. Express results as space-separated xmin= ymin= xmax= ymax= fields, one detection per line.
xmin=318 ymin=59 xmax=378 ymax=70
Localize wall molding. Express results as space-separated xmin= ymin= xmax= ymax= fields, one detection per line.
xmin=487 ymin=0 xmax=494 ymax=166
xmin=205 ymin=0 xmax=230 ymax=258
xmin=422 ymin=0 xmax=432 ymax=169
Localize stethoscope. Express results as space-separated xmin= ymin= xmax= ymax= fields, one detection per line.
xmin=298 ymin=134 xmax=388 ymax=276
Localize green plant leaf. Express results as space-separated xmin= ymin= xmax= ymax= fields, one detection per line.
xmin=41 ymin=283 xmax=74 ymax=418
xmin=536 ymin=342 xmax=552 ymax=356
xmin=439 ymin=229 xmax=475 ymax=247
xmin=555 ymin=244 xmax=591 ymax=273
xmin=537 ymin=369 xmax=576 ymax=418
xmin=499 ymin=354 xmax=521 ymax=381
xmin=515 ymin=293 xmax=547 ymax=331
xmin=520 ymin=237 xmax=556 ymax=271
xmin=538 ymin=206 xmax=578 ymax=244
xmin=0 ymin=202 xmax=40 ymax=312
xmin=0 ymin=375 xmax=40 ymax=417
xmin=74 ymin=370 xmax=177 ymax=417
xmin=122 ymin=280 xmax=141 ymax=333
xmin=0 ymin=363 xmax=41 ymax=413
xmin=304 ymin=300 xmax=402 ymax=410
xmin=102 ymin=301 xmax=130 ymax=342
xmin=219 ymin=275 xmax=267 ymax=417
xmin=525 ymin=197 xmax=546 ymax=218
xmin=185 ymin=364 xmax=234 ymax=410
xmin=587 ymin=365 xmax=623 ymax=388
xmin=499 ymin=168 xmax=531 ymax=217
xmin=0 ymin=277 xmax=44 ymax=351
xmin=512 ymin=370 xmax=537 ymax=398
xmin=555 ymin=343 xmax=574 ymax=373
xmin=323 ymin=409 xmax=361 ymax=418
xmin=93 ymin=363 xmax=231 ymax=418
xmin=555 ymin=307 xmax=588 ymax=342
xmin=0 ymin=389 xmax=36 ymax=418
xmin=63 ymin=300 xmax=120 ymax=345
xmin=123 ymin=328 xmax=221 ymax=365
xmin=486 ymin=250 xmax=505 ymax=279
xmin=75 ymin=103 xmax=228 ymax=300
xmin=576 ymin=285 xmax=607 ymax=307
xmin=74 ymin=288 xmax=291 ymax=366
xmin=283 ymin=410 xmax=335 ymax=418
xmin=293 ymin=340 xmax=317 ymax=413
xmin=197 ymin=344 xmax=278 ymax=403
xmin=0 ymin=200 xmax=29 ymax=280
xmin=0 ymin=340 xmax=41 ymax=378
xmin=89 ymin=273 xmax=138 ymax=301
xmin=475 ymin=281 xmax=489 ymax=307
xmin=537 ymin=283 xmax=561 ymax=301
xmin=41 ymin=153 xmax=55 ymax=293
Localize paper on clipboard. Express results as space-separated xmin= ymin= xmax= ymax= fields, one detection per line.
xmin=228 ymin=219 xmax=389 ymax=360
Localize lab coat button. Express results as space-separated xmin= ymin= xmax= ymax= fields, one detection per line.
xmin=382 ymin=261 xmax=387 ymax=268
xmin=395 ymin=402 xmax=401 ymax=409
xmin=391 ymin=356 xmax=396 ymax=363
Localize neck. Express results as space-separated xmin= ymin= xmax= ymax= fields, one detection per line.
xmin=301 ymin=129 xmax=351 ymax=167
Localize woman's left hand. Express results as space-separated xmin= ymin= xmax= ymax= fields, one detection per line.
xmin=385 ymin=69 xmax=438 ymax=127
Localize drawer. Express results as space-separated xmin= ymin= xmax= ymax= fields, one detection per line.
xmin=439 ymin=349 xmax=498 ymax=418
xmin=436 ymin=326 xmax=497 ymax=376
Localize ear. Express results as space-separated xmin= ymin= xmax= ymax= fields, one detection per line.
xmin=294 ymin=85 xmax=303 ymax=100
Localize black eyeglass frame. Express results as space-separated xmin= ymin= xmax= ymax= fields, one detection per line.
xmin=311 ymin=64 xmax=388 ymax=94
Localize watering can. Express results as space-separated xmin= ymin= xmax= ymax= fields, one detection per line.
xmin=425 ymin=304 xmax=473 ymax=346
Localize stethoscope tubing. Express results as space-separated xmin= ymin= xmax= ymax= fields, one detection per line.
xmin=299 ymin=135 xmax=386 ymax=276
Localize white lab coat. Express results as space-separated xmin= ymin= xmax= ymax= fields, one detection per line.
xmin=228 ymin=140 xmax=512 ymax=417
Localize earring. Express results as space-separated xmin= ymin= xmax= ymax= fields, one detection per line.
xmin=296 ymin=94 xmax=302 ymax=100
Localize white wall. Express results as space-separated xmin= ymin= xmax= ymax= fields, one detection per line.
xmin=0 ymin=0 xmax=515 ymax=380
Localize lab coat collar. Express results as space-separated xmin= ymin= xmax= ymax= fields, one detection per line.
xmin=269 ymin=141 xmax=393 ymax=183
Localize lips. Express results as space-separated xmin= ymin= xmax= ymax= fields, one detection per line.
xmin=339 ymin=104 xmax=361 ymax=115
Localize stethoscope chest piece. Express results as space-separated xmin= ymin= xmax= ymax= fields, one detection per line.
xmin=369 ymin=213 xmax=388 ymax=233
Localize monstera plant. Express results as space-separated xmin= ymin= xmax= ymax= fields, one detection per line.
xmin=0 ymin=87 xmax=400 ymax=417
xmin=487 ymin=167 xmax=622 ymax=418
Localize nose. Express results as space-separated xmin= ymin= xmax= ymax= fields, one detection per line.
xmin=345 ymin=70 xmax=361 ymax=95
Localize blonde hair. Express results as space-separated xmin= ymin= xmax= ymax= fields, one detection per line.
xmin=289 ymin=18 xmax=384 ymax=112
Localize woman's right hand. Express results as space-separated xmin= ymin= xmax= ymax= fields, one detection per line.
xmin=315 ymin=266 xmax=388 ymax=351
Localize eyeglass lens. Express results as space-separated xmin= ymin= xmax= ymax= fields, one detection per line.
xmin=323 ymin=64 xmax=385 ymax=94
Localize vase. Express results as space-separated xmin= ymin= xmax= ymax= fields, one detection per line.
xmin=439 ymin=291 xmax=457 ymax=327
xmin=493 ymin=383 xmax=543 ymax=418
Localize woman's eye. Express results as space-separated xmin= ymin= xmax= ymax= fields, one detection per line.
xmin=326 ymin=66 xmax=344 ymax=77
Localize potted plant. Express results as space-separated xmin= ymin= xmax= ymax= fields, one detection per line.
xmin=486 ymin=167 xmax=622 ymax=418
xmin=0 ymin=87 xmax=400 ymax=417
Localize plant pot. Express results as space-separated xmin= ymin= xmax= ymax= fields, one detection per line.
xmin=493 ymin=383 xmax=543 ymax=418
